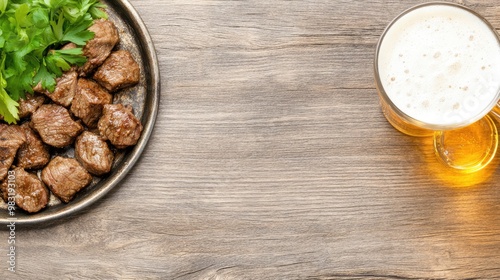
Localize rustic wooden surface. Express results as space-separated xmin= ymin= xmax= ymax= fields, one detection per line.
xmin=3 ymin=0 xmax=500 ymax=279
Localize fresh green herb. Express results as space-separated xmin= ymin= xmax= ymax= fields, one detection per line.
xmin=0 ymin=0 xmax=107 ymax=123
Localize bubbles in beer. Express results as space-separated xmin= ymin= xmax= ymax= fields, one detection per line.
xmin=378 ymin=4 xmax=500 ymax=127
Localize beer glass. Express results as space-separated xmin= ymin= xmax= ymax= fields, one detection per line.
xmin=374 ymin=2 xmax=500 ymax=173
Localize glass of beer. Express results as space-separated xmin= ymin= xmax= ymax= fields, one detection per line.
xmin=374 ymin=2 xmax=500 ymax=173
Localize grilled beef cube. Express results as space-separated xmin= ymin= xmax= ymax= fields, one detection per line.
xmin=61 ymin=42 xmax=77 ymax=50
xmin=98 ymin=104 xmax=143 ymax=149
xmin=31 ymin=104 xmax=83 ymax=148
xmin=41 ymin=156 xmax=92 ymax=203
xmin=71 ymin=79 xmax=112 ymax=128
xmin=75 ymin=131 xmax=114 ymax=175
xmin=93 ymin=50 xmax=140 ymax=92
xmin=11 ymin=167 xmax=49 ymax=213
xmin=33 ymin=70 xmax=78 ymax=107
xmin=0 ymin=125 xmax=26 ymax=181
xmin=0 ymin=178 xmax=10 ymax=202
xmin=18 ymin=93 xmax=46 ymax=119
xmin=16 ymin=123 xmax=50 ymax=169
xmin=79 ymin=19 xmax=120 ymax=76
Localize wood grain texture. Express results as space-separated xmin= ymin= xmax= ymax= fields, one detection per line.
xmin=3 ymin=0 xmax=500 ymax=279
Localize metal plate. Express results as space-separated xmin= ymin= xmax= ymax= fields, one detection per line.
xmin=0 ymin=0 xmax=160 ymax=226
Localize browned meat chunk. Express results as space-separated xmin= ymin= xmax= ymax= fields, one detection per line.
xmin=10 ymin=167 xmax=49 ymax=213
xmin=31 ymin=104 xmax=83 ymax=148
xmin=70 ymin=79 xmax=112 ymax=128
xmin=98 ymin=104 xmax=143 ymax=149
xmin=0 ymin=125 xmax=26 ymax=181
xmin=93 ymin=50 xmax=140 ymax=92
xmin=79 ymin=19 xmax=120 ymax=76
xmin=75 ymin=131 xmax=114 ymax=175
xmin=33 ymin=70 xmax=78 ymax=107
xmin=61 ymin=42 xmax=77 ymax=50
xmin=16 ymin=123 xmax=50 ymax=169
xmin=0 ymin=177 xmax=10 ymax=202
xmin=41 ymin=156 xmax=92 ymax=203
xmin=18 ymin=93 xmax=46 ymax=119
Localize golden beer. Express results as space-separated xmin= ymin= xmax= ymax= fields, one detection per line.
xmin=375 ymin=2 xmax=500 ymax=172
xmin=434 ymin=115 xmax=498 ymax=172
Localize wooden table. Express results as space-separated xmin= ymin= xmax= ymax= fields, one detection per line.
xmin=5 ymin=0 xmax=500 ymax=278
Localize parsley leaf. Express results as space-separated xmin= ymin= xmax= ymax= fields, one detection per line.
xmin=62 ymin=14 xmax=94 ymax=45
xmin=0 ymin=55 xmax=18 ymax=123
xmin=0 ymin=0 xmax=107 ymax=123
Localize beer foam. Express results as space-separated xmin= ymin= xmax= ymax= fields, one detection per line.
xmin=378 ymin=4 xmax=500 ymax=127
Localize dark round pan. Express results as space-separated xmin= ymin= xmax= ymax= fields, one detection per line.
xmin=0 ymin=0 xmax=160 ymax=226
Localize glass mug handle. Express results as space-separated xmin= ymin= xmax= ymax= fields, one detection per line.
xmin=434 ymin=103 xmax=500 ymax=173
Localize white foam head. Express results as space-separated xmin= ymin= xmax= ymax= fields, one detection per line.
xmin=377 ymin=3 xmax=500 ymax=128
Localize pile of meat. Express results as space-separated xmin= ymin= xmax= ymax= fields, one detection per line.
xmin=0 ymin=19 xmax=143 ymax=213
